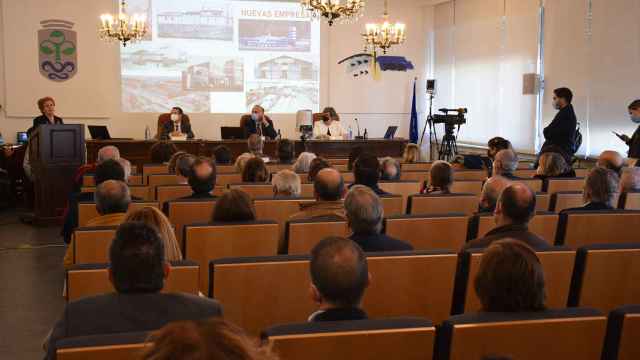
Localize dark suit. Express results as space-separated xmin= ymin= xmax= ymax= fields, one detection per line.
xmin=45 ymin=292 xmax=221 ymax=360
xmin=560 ymin=202 xmax=613 ymax=213
xmin=161 ymin=120 xmax=195 ymax=139
xmin=29 ymin=115 xmax=63 ymax=135
xmin=310 ymin=307 xmax=368 ymax=322
xmin=542 ymin=104 xmax=578 ymax=159
xmin=350 ymin=232 xmax=414 ymax=252
xmin=627 ymin=125 xmax=640 ymax=158
xmin=242 ymin=115 xmax=277 ymax=139
xmin=465 ymin=223 xmax=551 ymax=250
xmin=163 ymin=193 xmax=216 ymax=213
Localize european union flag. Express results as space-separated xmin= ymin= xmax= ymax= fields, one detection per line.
xmin=409 ymin=78 xmax=419 ymax=144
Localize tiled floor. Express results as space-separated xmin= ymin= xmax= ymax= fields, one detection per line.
xmin=0 ymin=210 xmax=66 ymax=359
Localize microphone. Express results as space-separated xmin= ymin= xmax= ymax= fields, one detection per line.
xmin=355 ymin=117 xmax=361 ymax=137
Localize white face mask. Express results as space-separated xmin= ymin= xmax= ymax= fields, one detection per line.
xmin=170 ymin=113 xmax=180 ymax=122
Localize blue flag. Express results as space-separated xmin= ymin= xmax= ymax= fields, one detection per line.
xmin=409 ymin=79 xmax=419 ymax=144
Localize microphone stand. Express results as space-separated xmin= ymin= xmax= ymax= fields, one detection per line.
xmin=355 ymin=117 xmax=364 ymax=140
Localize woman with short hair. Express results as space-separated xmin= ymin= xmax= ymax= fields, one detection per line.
xmin=211 ymin=189 xmax=256 ymax=222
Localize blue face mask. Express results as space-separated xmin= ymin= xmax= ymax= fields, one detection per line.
xmin=251 ymin=113 xmax=259 ymax=121
xmin=631 ymin=115 xmax=640 ymax=124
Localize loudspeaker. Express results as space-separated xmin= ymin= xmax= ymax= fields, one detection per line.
xmin=427 ymin=79 xmax=436 ymax=94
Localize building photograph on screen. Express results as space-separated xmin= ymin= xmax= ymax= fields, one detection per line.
xmin=120 ymin=0 xmax=320 ymax=114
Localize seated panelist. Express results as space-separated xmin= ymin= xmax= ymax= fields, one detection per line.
xmin=313 ymin=107 xmax=345 ymax=140
xmin=242 ymin=105 xmax=277 ymax=140
xmin=162 ymin=107 xmax=194 ymax=140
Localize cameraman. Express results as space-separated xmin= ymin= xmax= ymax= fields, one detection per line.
xmin=313 ymin=107 xmax=346 ymax=140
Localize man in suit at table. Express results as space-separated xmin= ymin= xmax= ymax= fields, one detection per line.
xmin=45 ymin=222 xmax=222 ymax=359
xmin=308 ymin=236 xmax=371 ymax=322
xmin=161 ymin=107 xmax=195 ymax=140
xmin=241 ymin=105 xmax=277 ymax=140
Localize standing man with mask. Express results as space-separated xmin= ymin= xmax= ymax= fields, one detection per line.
xmin=242 ymin=105 xmax=277 ymax=140
xmin=614 ymin=100 xmax=640 ymax=162
xmin=540 ymin=87 xmax=578 ymax=165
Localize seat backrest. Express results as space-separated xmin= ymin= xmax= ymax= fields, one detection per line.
xmin=157 ymin=185 xmax=191 ymax=205
xmin=602 ymin=305 xmax=640 ymax=360
xmin=254 ymin=198 xmax=315 ymax=253
xmin=385 ymin=214 xmax=468 ymax=250
xmin=558 ymin=211 xmax=640 ymax=248
xmin=127 ymin=175 xmax=143 ymax=186
xmin=216 ymin=173 xmax=243 ymax=187
xmin=210 ymin=251 xmax=458 ymax=335
xmin=550 ymin=191 xmax=584 ymax=212
xmin=266 ymin=319 xmax=435 ymax=360
xmin=536 ymin=192 xmax=551 ymax=212
xmin=167 ymin=200 xmax=217 ymax=247
xmin=56 ymin=332 xmax=148 ymax=360
xmin=401 ymin=162 xmax=432 ymax=171
xmin=216 ymin=165 xmax=237 ymax=174
xmin=400 ymin=170 xmax=430 ymax=183
xmin=228 ymin=183 xmax=275 ymax=198
xmin=73 ymin=226 xmax=117 ymax=264
xmin=379 ymin=195 xmax=404 ymax=216
xmin=514 ymin=178 xmax=543 ymax=192
xmin=185 ymin=221 xmax=279 ymax=293
xmin=460 ymin=248 xmax=576 ymax=313
xmin=620 ymin=191 xmax=640 ymax=210
xmin=409 ymin=194 xmax=479 ymax=216
xmin=80 ymin=186 xmax=151 ymax=201
xmin=287 ymin=219 xmax=349 ymax=255
xmin=340 ymin=172 xmax=355 ymax=183
xmin=143 ymin=164 xmax=169 ymax=181
xmin=450 ymin=181 xmax=483 ymax=195
xmin=569 ymin=245 xmax=640 ymax=314
xmin=575 ymin=168 xmax=589 ymax=177
xmin=78 ymin=201 xmax=159 ymax=227
xmin=547 ymin=177 xmax=585 ymax=194
xmin=82 ymin=175 xmax=95 ymax=187
xmin=514 ymin=169 xmax=537 ymax=178
xmin=453 ymin=170 xmax=487 ymax=181
xmin=147 ymin=174 xmax=181 ymax=197
xmin=378 ymin=181 xmax=422 ymax=212
xmin=440 ymin=310 xmax=606 ymax=360
xmin=156 ymin=113 xmax=171 ymax=139
xmin=66 ymin=261 xmax=200 ymax=302
xmin=475 ymin=212 xmax=558 ymax=244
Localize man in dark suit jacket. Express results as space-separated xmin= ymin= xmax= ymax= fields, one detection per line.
xmin=308 ymin=237 xmax=370 ymax=322
xmin=541 ymin=87 xmax=578 ymax=163
xmin=616 ymin=99 xmax=640 ymax=159
xmin=466 ymin=183 xmax=550 ymax=250
xmin=180 ymin=157 xmax=217 ymax=200
xmin=560 ymin=167 xmax=619 ymax=213
xmin=349 ymin=153 xmax=390 ymax=196
xmin=242 ymin=105 xmax=277 ymax=140
xmin=345 ymin=185 xmax=413 ymax=252
xmin=160 ymin=107 xmax=195 ymax=139
xmin=45 ymin=222 xmax=222 ymax=359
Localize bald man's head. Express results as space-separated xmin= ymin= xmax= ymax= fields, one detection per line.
xmin=188 ymin=157 xmax=216 ymax=194
xmin=96 ymin=180 xmax=131 ymax=215
xmin=314 ymin=168 xmax=344 ymax=201
xmin=97 ymin=145 xmax=120 ymax=164
xmin=497 ymin=183 xmax=536 ymax=224
xmin=597 ymin=150 xmax=624 ymax=175
xmin=481 ymin=176 xmax=512 ymax=212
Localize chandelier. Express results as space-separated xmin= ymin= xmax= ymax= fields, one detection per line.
xmin=99 ymin=0 xmax=147 ymax=47
xmin=300 ymin=0 xmax=366 ymax=26
xmin=362 ymin=0 xmax=406 ymax=54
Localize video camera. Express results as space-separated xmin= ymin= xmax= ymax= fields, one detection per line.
xmin=432 ymin=108 xmax=467 ymax=126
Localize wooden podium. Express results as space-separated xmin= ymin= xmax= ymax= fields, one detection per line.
xmin=29 ymin=124 xmax=85 ymax=224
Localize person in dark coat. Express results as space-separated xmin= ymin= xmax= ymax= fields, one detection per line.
xmin=615 ymin=99 xmax=640 ymax=159
xmin=29 ymin=96 xmax=63 ymax=135
xmin=160 ymin=107 xmax=195 ymax=139
xmin=540 ymin=87 xmax=578 ymax=164
xmin=560 ymin=167 xmax=619 ymax=213
xmin=242 ymin=105 xmax=277 ymax=139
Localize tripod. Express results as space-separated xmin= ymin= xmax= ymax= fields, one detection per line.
xmin=419 ymin=92 xmax=439 ymax=161
xmin=438 ymin=123 xmax=458 ymax=161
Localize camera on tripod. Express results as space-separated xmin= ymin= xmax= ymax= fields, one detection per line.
xmin=432 ymin=108 xmax=468 ymax=127
xmin=433 ymin=108 xmax=468 ymax=161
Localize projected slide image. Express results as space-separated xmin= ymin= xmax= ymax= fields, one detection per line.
xmin=157 ymin=2 xmax=233 ymax=41
xmin=182 ymin=57 xmax=244 ymax=92
xmin=122 ymin=47 xmax=189 ymax=74
xmin=246 ymin=82 xmax=318 ymax=113
xmin=123 ymin=76 xmax=210 ymax=113
xmin=254 ymin=55 xmax=318 ymax=81
xmin=128 ymin=0 xmax=153 ymax=41
xmin=239 ymin=20 xmax=311 ymax=52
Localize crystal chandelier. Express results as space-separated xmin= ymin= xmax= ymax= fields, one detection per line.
xmin=98 ymin=0 xmax=147 ymax=47
xmin=300 ymin=0 xmax=366 ymax=26
xmin=362 ymin=0 xmax=405 ymax=54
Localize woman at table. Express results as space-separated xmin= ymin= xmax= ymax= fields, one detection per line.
xmin=30 ymin=96 xmax=63 ymax=135
xmin=313 ymin=107 xmax=345 ymax=140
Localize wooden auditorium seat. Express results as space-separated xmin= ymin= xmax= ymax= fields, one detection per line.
xmin=82 ymin=175 xmax=143 ymax=187
xmin=184 ymin=221 xmax=279 ymax=293
xmin=209 ymin=250 xmax=458 ymax=335
xmin=514 ymin=178 xmax=543 ymax=192
xmin=215 ymin=165 xmax=237 ymax=174
xmin=602 ymin=305 xmax=640 ymax=360
xmin=536 ymin=192 xmax=551 ymax=212
xmin=574 ymin=168 xmax=589 ymax=177
xmin=450 ymin=181 xmax=483 ymax=195
xmin=286 ymin=219 xmax=349 ymax=255
xmin=156 ymin=185 xmax=224 ymax=205
xmin=78 ymin=201 xmax=158 ymax=227
xmin=408 ymin=194 xmax=479 ymax=216
xmin=166 ymin=199 xmax=217 ymax=246
xmin=453 ymin=170 xmax=487 ymax=181
xmin=378 ymin=181 xmax=422 ymax=212
xmin=385 ymin=214 xmax=468 ymax=250
xmin=514 ymin=169 xmax=537 ymax=178
xmin=216 ymin=173 xmax=242 ymax=187
xmin=56 ymin=332 xmax=148 ymax=360
xmin=66 ymin=260 xmax=200 ymax=302
xmin=253 ymin=197 xmax=315 ymax=253
xmin=379 ymin=194 xmax=404 ymax=217
xmin=400 ymin=170 xmax=430 ymax=183
xmin=556 ymin=210 xmax=640 ymax=248
xmin=147 ymin=174 xmax=182 ymax=194
xmin=142 ymin=164 xmax=168 ymax=181
xmin=72 ymin=226 xmax=117 ymax=264
xmin=263 ymin=318 xmax=435 ymax=360
xmin=549 ymin=191 xmax=584 ymax=212
xmin=340 ymin=172 xmax=355 ymax=183
xmin=568 ymin=244 xmax=640 ymax=314
xmin=401 ymin=162 xmax=432 ymax=171
xmin=229 ymin=183 xmax=314 ymax=198
xmin=619 ymin=191 xmax=640 ymax=210
xmin=546 ymin=177 xmax=585 ymax=194
xmin=81 ymin=185 xmax=152 ymax=201
xmin=473 ymin=212 xmax=559 ymax=244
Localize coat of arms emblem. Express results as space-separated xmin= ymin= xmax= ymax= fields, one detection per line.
xmin=38 ymin=19 xmax=77 ymax=82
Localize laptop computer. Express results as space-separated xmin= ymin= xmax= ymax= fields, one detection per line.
xmin=16 ymin=132 xmax=28 ymax=144
xmin=88 ymin=125 xmax=111 ymax=140
xmin=384 ymin=126 xmax=399 ymax=139
xmin=221 ymin=127 xmax=245 ymax=140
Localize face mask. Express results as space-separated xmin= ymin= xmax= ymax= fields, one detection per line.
xmin=632 ymin=115 xmax=640 ymax=124
xmin=251 ymin=113 xmax=260 ymax=121
xmin=170 ymin=113 xmax=180 ymax=121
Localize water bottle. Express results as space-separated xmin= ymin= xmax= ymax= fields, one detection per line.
xmin=363 ymin=128 xmax=368 ymax=140
xmin=144 ymin=125 xmax=150 ymax=140
xmin=348 ymin=125 xmax=353 ymax=140
xmin=277 ymin=129 xmax=282 ymax=140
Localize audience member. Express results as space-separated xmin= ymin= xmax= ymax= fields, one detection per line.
xmin=242 ymin=157 xmax=269 ymax=183
xmin=124 ymin=206 xmax=182 ymax=261
xmin=402 ymin=143 xmax=420 ymax=163
xmin=487 ymin=137 xmax=512 ymax=161
xmin=247 ymin=134 xmax=264 ymax=156
xmin=308 ymin=157 xmax=331 ymax=182
xmin=150 ymin=141 xmax=178 ymax=164
xmin=597 ymin=150 xmax=625 ymax=176
xmin=423 ymin=160 xmax=453 ymax=194
xmin=173 ymin=153 xmax=196 ymax=184
xmin=479 ymin=176 xmax=512 ymax=213
xmin=235 ymin=152 xmax=254 ymax=173
xmin=293 ymin=152 xmax=317 ymax=173
xmin=308 ymin=237 xmax=370 ymax=322
xmin=277 ymin=139 xmax=295 ymax=164
xmin=290 ymin=168 xmax=345 ymax=221
xmin=71 ymin=145 xmax=120 ymax=192
xmin=63 ymin=179 xmax=131 ymax=269
xmin=561 ymin=167 xmax=620 ymax=212
xmin=492 ymin=149 xmax=519 ymax=179
xmin=181 ymin=157 xmax=216 ymax=200
xmin=466 ymin=183 xmax=549 ymax=250
xmin=348 ymin=146 xmax=364 ymax=170
xmin=620 ymin=167 xmax=640 ymax=193
xmin=380 ymin=157 xmax=401 ymax=181
xmin=272 ymin=170 xmax=301 ymax=197
xmin=213 ymin=145 xmax=232 ymax=165
xmin=345 ymin=185 xmax=413 ymax=252
xmin=46 ymin=222 xmax=222 ymax=359
xmin=142 ymin=319 xmax=277 ymax=360
xmin=534 ymin=152 xmax=575 ymax=180
xmin=117 ymin=158 xmax=132 ymax=183
xmin=168 ymin=151 xmax=188 ymax=174
xmin=352 ymin=153 xmax=389 ymax=195
xmin=474 ymin=239 xmax=546 ymax=312
xmin=211 ymin=189 xmax=256 ymax=222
